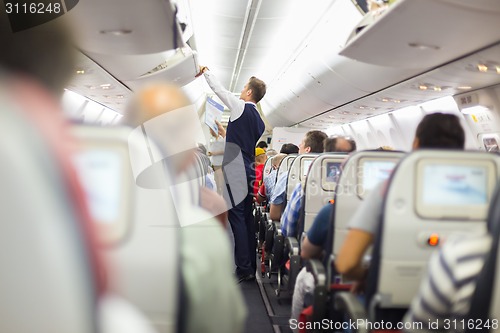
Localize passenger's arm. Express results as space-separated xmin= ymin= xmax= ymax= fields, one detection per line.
xmin=335 ymin=229 xmax=373 ymax=281
xmin=301 ymin=203 xmax=333 ymax=260
xmin=301 ymin=236 xmax=322 ymax=260
xmin=270 ymin=203 xmax=283 ymax=221
xmin=256 ymin=184 xmax=266 ymax=204
xmin=203 ymin=70 xmax=245 ymax=121
xmin=282 ymin=185 xmax=302 ymax=237
xmin=208 ymin=150 xmax=224 ymax=156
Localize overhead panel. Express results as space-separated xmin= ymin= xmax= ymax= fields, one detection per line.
xmin=340 ymin=0 xmax=500 ymax=68
xmin=66 ymin=0 xmax=183 ymax=55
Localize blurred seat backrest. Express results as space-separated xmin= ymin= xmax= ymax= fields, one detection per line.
xmin=367 ymin=150 xmax=500 ymax=318
xmin=73 ymin=125 xmax=181 ymax=333
xmin=0 ymin=97 xmax=99 ymax=333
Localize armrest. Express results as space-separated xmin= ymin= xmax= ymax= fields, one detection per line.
xmin=286 ymin=237 xmax=299 ymax=256
xmin=334 ymin=293 xmax=369 ymax=333
xmin=306 ymin=259 xmax=327 ymax=287
xmin=273 ymin=221 xmax=282 ymax=236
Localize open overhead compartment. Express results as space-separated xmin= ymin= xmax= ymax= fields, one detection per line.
xmin=64 ymin=0 xmax=198 ymax=91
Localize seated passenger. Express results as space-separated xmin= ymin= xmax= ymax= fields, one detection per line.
xmin=402 ymin=233 xmax=491 ymax=332
xmin=280 ymin=143 xmax=300 ymax=155
xmin=253 ymin=147 xmax=267 ymax=198
xmin=256 ymin=140 xmax=268 ymax=151
xmin=291 ymin=202 xmax=335 ymax=324
xmin=266 ymin=148 xmax=278 ymax=157
xmin=196 ymin=144 xmax=218 ymax=192
xmin=0 ymin=19 xmax=159 ymax=333
xmin=269 ymin=131 xmax=327 ymax=221
xmin=256 ymin=153 xmax=286 ymax=204
xmin=281 ymin=136 xmax=356 ymax=237
xmin=335 ymin=113 xmax=465 ymax=285
xmin=124 ymin=83 xmax=246 ymax=333
xmin=208 ymin=120 xmax=226 ymax=196
xmin=257 ymin=143 xmax=298 ymax=202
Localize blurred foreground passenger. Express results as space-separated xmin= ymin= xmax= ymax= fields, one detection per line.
xmin=0 ymin=18 xmax=156 ymax=333
xmin=124 ymin=82 xmax=247 ymax=333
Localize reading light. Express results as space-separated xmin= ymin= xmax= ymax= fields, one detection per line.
xmin=100 ymin=29 xmax=132 ymax=36
xmin=477 ymin=64 xmax=488 ymax=73
xmin=100 ymin=84 xmax=113 ymax=90
xmin=418 ymin=84 xmax=428 ymax=91
xmin=433 ymin=86 xmax=442 ymax=92
xmin=428 ymin=233 xmax=439 ymax=247
xmin=457 ymin=86 xmax=472 ymax=90
xmin=76 ymin=69 xmax=85 ymax=74
xmin=408 ymin=42 xmax=440 ymax=51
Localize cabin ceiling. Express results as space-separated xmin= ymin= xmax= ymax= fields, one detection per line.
xmin=59 ymin=0 xmax=500 ymax=128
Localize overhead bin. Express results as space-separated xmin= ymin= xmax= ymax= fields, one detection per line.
xmin=65 ymin=0 xmax=185 ymax=55
xmin=340 ymin=0 xmax=500 ymax=68
xmin=124 ymin=48 xmax=199 ymax=89
xmin=65 ymin=0 xmax=198 ymax=89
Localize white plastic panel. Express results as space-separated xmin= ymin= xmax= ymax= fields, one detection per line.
xmin=66 ymin=0 xmax=183 ymax=55
xmin=365 ymin=114 xmax=395 ymax=148
xmin=341 ymin=0 xmax=500 ymax=68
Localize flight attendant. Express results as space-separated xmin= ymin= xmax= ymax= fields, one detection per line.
xmin=199 ymin=66 xmax=266 ymax=282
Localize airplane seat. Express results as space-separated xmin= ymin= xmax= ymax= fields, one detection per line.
xmin=256 ymin=156 xmax=276 ymax=253
xmin=284 ymin=153 xmax=345 ymax=294
xmin=264 ymin=155 xmax=296 ymax=254
xmin=263 ymin=154 xmax=297 ymax=282
xmin=0 ymin=94 xmax=102 ymax=333
xmin=465 ymin=183 xmax=500 ymax=333
xmin=336 ymin=150 xmax=500 ymax=330
xmin=0 ymin=93 xmax=156 ymax=333
xmin=269 ymin=154 xmax=319 ymax=294
xmin=73 ymin=125 xmax=182 ymax=333
xmin=306 ymin=150 xmax=404 ymax=326
xmin=331 ymin=151 xmax=405 ymax=262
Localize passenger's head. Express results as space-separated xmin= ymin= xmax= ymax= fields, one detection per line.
xmin=255 ymin=147 xmax=267 ymax=164
xmin=240 ymin=76 xmax=266 ymax=103
xmin=0 ymin=20 xmax=76 ymax=94
xmin=266 ymin=148 xmax=278 ymax=157
xmin=299 ymin=130 xmax=328 ymax=154
xmin=323 ymin=136 xmax=357 ymax=153
xmin=272 ymin=153 xmax=287 ymax=169
xmin=256 ymin=141 xmax=268 ymax=150
xmin=125 ymin=83 xmax=191 ymax=126
xmin=280 ymin=143 xmax=299 ymax=154
xmin=124 ymin=83 xmax=200 ymax=174
xmin=413 ymin=113 xmax=465 ymax=150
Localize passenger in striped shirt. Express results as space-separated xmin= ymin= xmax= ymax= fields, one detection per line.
xmin=403 ymin=234 xmax=491 ymax=332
